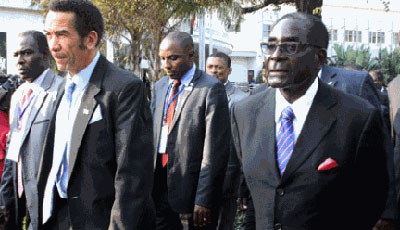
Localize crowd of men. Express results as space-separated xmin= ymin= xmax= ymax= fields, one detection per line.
xmin=0 ymin=0 xmax=398 ymax=230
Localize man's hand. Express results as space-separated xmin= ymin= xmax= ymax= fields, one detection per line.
xmin=372 ymin=219 xmax=397 ymax=230
xmin=237 ymin=197 xmax=248 ymax=211
xmin=193 ymin=205 xmax=212 ymax=227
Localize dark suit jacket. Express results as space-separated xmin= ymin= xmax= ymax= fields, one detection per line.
xmin=222 ymin=82 xmax=246 ymax=198
xmin=151 ymin=68 xmax=230 ymax=213
xmin=388 ymin=75 xmax=400 ymax=210
xmin=0 ymin=70 xmax=63 ymax=230
xmin=321 ymin=65 xmax=381 ymax=109
xmin=321 ymin=64 xmax=397 ymax=219
xmin=231 ymin=80 xmax=388 ymax=230
xmin=37 ymin=55 xmax=154 ymax=229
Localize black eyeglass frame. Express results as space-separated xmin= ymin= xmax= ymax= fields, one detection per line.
xmin=260 ymin=42 xmax=323 ymax=56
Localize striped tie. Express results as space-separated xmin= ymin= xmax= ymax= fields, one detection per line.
xmin=276 ymin=106 xmax=295 ymax=175
xmin=17 ymin=87 xmax=33 ymax=197
xmin=18 ymin=88 xmax=33 ymax=130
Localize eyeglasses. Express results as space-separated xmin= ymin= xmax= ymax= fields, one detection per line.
xmin=260 ymin=42 xmax=321 ymax=56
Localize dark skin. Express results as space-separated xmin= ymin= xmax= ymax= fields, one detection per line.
xmin=158 ymin=37 xmax=212 ymax=227
xmin=14 ymin=35 xmax=49 ymax=83
xmin=265 ymin=18 xmax=325 ymax=103
xmin=159 ymin=38 xmax=194 ymax=80
xmin=267 ymin=19 xmax=397 ymax=230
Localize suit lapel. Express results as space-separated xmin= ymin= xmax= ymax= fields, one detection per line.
xmin=257 ymin=88 xmax=281 ymax=184
xmin=67 ymin=56 xmax=104 ymax=181
xmin=225 ymin=81 xmax=234 ymax=104
xmin=321 ymin=65 xmax=338 ymax=87
xmin=155 ymin=77 xmax=169 ymax=148
xmin=225 ymin=81 xmax=234 ymax=96
xmin=37 ymin=79 xmax=65 ymax=184
xmin=281 ymin=81 xmax=338 ymax=182
xmin=169 ymin=68 xmax=200 ymax=132
xmin=20 ymin=70 xmax=55 ymax=147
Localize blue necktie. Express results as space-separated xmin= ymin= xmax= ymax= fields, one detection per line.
xmin=56 ymin=81 xmax=76 ymax=197
xmin=276 ymin=106 xmax=295 ymax=175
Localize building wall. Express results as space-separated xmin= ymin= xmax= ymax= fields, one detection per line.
xmin=229 ymin=4 xmax=296 ymax=82
xmin=229 ymin=0 xmax=400 ymax=83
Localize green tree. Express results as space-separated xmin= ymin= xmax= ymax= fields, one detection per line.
xmin=370 ymin=48 xmax=400 ymax=84
xmin=331 ymin=44 xmax=371 ymax=69
xmin=32 ymin=0 xmax=230 ymax=82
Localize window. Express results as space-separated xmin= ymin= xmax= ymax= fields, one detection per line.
xmin=357 ymin=31 xmax=362 ymax=42
xmin=345 ymin=30 xmax=362 ymax=42
xmin=0 ymin=32 xmax=6 ymax=74
xmin=393 ymin=32 xmax=399 ymax=46
xmin=329 ymin=29 xmax=338 ymax=41
xmin=369 ymin=32 xmax=385 ymax=44
xmin=377 ymin=32 xmax=385 ymax=44
xmin=262 ymin=24 xmax=271 ymax=42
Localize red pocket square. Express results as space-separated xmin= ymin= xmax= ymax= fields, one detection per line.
xmin=318 ymin=158 xmax=339 ymax=171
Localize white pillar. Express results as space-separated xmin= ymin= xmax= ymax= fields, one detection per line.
xmin=199 ymin=14 xmax=206 ymax=71
xmin=106 ymin=39 xmax=114 ymax=63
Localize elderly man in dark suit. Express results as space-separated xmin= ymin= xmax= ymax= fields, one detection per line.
xmin=0 ymin=31 xmax=63 ymax=230
xmin=37 ymin=1 xmax=154 ymax=229
xmin=151 ymin=32 xmax=230 ymax=230
xmin=206 ymin=52 xmax=246 ymax=230
xmin=231 ymin=12 xmax=388 ymax=230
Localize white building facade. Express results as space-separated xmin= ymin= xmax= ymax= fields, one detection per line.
xmin=229 ymin=0 xmax=400 ymax=82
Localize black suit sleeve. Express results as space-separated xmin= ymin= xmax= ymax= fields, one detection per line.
xmin=194 ymin=82 xmax=230 ymax=208
xmin=360 ymin=73 xmax=381 ymax=109
xmin=360 ymin=74 xmax=399 ymax=220
xmin=353 ymin=107 xmax=389 ymax=227
xmin=108 ymin=80 xmax=154 ymax=229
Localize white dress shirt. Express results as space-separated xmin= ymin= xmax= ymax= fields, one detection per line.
xmin=157 ymin=64 xmax=196 ymax=153
xmin=17 ymin=69 xmax=48 ymax=132
xmin=53 ymin=52 xmax=100 ymax=198
xmin=275 ymin=77 xmax=319 ymax=144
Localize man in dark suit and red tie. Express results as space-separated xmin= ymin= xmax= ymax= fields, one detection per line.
xmin=231 ymin=12 xmax=389 ymax=230
xmin=37 ymin=0 xmax=154 ymax=229
xmin=151 ymin=31 xmax=230 ymax=230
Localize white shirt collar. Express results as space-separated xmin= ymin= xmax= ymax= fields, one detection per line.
xmin=275 ymin=76 xmax=319 ymax=125
xmin=66 ymin=51 xmax=100 ymax=90
xmin=168 ymin=63 xmax=196 ymax=87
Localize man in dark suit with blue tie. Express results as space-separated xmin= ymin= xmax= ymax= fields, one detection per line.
xmin=231 ymin=12 xmax=388 ymax=230
xmin=37 ymin=1 xmax=154 ymax=229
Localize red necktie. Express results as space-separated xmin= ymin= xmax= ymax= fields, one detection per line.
xmin=17 ymin=88 xmax=33 ymax=198
xmin=162 ymin=80 xmax=181 ymax=167
xmin=18 ymin=88 xmax=33 ymax=130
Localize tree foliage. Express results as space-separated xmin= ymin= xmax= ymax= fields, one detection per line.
xmin=32 ymin=0 xmax=230 ymax=82
xmin=239 ymin=0 xmax=323 ymax=16
xmin=330 ymin=44 xmax=400 ymax=85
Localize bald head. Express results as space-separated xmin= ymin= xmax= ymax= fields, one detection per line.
xmin=159 ymin=32 xmax=194 ymax=79
xmin=162 ymin=32 xmax=194 ymax=51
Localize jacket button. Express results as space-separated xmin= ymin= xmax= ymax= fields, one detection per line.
xmin=277 ymin=188 xmax=284 ymax=196
xmin=274 ymin=223 xmax=282 ymax=230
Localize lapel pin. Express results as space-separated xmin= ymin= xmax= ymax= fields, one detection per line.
xmin=328 ymin=81 xmax=337 ymax=87
xmin=83 ymin=109 xmax=89 ymax=114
